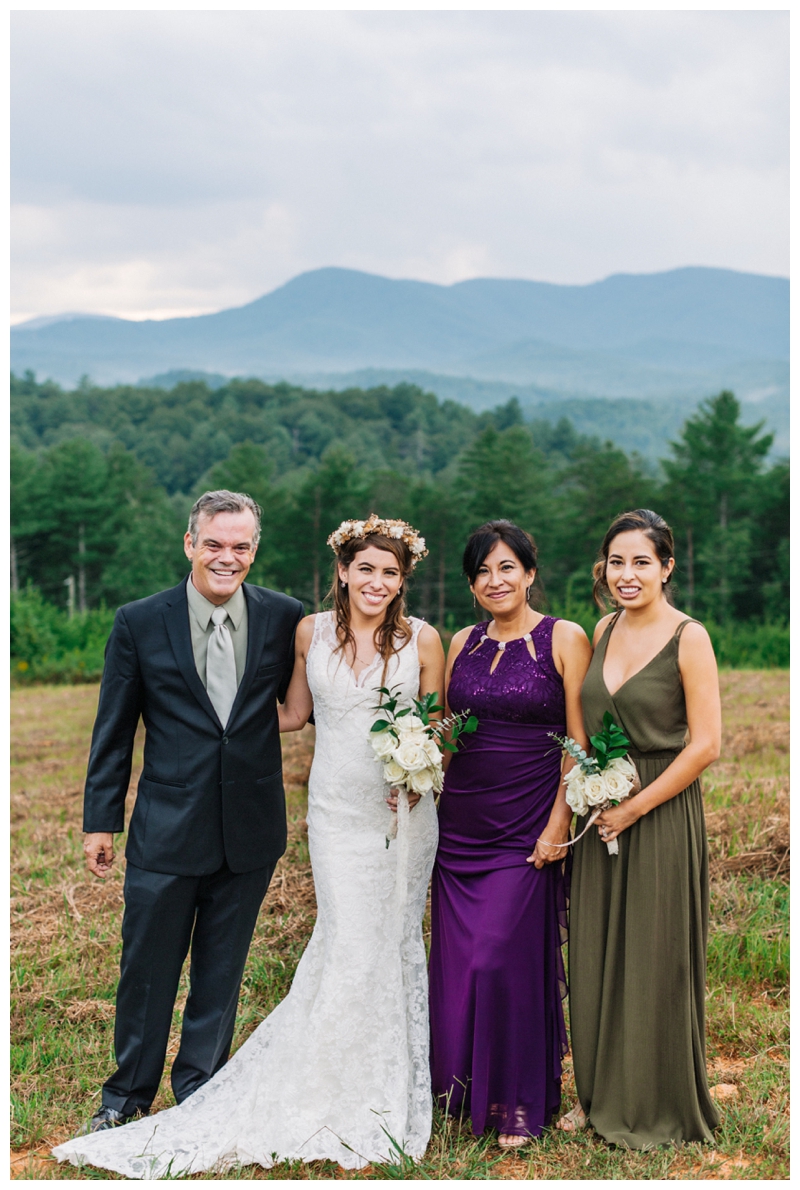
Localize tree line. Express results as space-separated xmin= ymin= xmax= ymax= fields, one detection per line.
xmin=10 ymin=372 xmax=788 ymax=677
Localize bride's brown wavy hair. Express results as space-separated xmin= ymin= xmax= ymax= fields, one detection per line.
xmin=327 ymin=535 xmax=414 ymax=673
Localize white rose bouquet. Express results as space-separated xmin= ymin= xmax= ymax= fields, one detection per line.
xmin=371 ymin=687 xmax=477 ymax=846
xmin=550 ymin=712 xmax=641 ymax=855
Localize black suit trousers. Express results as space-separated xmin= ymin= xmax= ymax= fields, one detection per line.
xmin=102 ymin=858 xmax=275 ymax=1115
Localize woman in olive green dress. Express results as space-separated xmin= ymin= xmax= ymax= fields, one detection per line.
xmin=561 ymin=509 xmax=721 ymax=1149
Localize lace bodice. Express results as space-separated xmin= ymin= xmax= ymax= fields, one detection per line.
xmin=305 ymin=611 xmax=428 ymax=832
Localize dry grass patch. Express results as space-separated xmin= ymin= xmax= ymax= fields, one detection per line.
xmin=11 ymin=673 xmax=789 ymax=1179
xmin=705 ymin=671 xmax=789 ymax=879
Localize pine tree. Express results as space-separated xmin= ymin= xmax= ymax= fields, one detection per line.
xmin=661 ymin=392 xmax=772 ymax=621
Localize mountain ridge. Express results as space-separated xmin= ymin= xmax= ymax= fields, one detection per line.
xmin=11 ymin=265 xmax=789 ymax=396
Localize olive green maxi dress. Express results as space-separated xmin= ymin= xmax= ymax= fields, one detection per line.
xmin=569 ymin=614 xmax=719 ymax=1149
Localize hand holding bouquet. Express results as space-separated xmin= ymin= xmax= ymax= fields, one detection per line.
xmin=550 ymin=712 xmax=641 ymax=855
xmin=371 ymin=687 xmax=477 ymax=845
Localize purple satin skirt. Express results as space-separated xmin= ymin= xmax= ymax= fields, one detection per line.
xmin=429 ymin=719 xmax=569 ymax=1137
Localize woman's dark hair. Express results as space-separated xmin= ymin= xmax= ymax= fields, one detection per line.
xmin=463 ymin=520 xmax=538 ymax=585
xmin=592 ymin=508 xmax=675 ymax=609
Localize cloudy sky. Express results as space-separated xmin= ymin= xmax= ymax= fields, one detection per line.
xmin=11 ymin=8 xmax=788 ymax=323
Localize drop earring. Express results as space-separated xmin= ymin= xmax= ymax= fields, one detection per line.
xmin=525 ymin=584 xmax=531 ymax=602
xmin=472 ymin=593 xmax=477 ymax=610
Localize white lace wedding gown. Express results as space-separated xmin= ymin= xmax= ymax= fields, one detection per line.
xmin=53 ymin=613 xmax=439 ymax=1178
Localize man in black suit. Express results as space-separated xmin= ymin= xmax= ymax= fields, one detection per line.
xmin=81 ymin=489 xmax=303 ymax=1131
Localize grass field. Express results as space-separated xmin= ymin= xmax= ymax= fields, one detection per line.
xmin=11 ymin=671 xmax=789 ymax=1179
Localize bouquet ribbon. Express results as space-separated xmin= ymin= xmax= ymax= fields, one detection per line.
xmin=540 ymin=806 xmax=611 ymax=853
xmin=393 ymin=787 xmax=411 ymax=937
xmin=564 ymin=808 xmax=603 ymax=846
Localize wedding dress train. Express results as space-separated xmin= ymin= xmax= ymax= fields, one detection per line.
xmin=53 ymin=612 xmax=438 ymax=1178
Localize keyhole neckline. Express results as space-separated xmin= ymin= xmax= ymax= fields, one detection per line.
xmin=479 ymin=630 xmax=534 ymax=650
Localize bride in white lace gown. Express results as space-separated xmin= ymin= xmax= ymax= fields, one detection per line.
xmin=54 ymin=518 xmax=444 ymax=1179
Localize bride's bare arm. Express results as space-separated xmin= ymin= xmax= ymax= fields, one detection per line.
xmin=277 ymin=617 xmax=315 ymax=733
xmin=440 ymin=626 xmax=472 ymax=773
xmin=417 ymin=623 xmax=446 ymax=707
xmin=387 ymin=623 xmax=446 ymax=813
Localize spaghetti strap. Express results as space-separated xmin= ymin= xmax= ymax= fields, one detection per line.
xmin=597 ymin=610 xmax=622 ymax=651
xmin=673 ymin=617 xmax=702 ymax=642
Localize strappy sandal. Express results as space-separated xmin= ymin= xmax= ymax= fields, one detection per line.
xmin=557 ymin=1105 xmax=587 ymax=1132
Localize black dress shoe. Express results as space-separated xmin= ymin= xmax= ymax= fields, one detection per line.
xmin=78 ymin=1105 xmax=147 ymax=1135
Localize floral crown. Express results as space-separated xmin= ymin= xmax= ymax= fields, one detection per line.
xmin=327 ymin=513 xmax=429 ymax=567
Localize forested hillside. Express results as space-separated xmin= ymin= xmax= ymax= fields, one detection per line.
xmin=11 ymin=371 xmax=788 ymax=679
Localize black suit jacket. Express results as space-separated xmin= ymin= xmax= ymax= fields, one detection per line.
xmin=83 ymin=578 xmax=304 ymax=876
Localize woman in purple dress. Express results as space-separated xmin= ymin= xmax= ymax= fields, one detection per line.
xmin=429 ymin=521 xmax=591 ymax=1148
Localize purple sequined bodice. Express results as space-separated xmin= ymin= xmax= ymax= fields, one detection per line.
xmin=447 ymin=616 xmax=566 ymax=726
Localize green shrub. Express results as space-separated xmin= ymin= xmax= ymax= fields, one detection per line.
xmin=11 ymin=588 xmax=115 ymax=685
xmin=705 ymin=620 xmax=789 ymax=668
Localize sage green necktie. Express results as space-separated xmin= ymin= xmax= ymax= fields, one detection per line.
xmin=206 ymin=606 xmax=238 ymax=727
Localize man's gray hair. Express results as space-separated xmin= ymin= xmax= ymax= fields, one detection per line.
xmin=187 ymin=490 xmax=262 ymax=546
